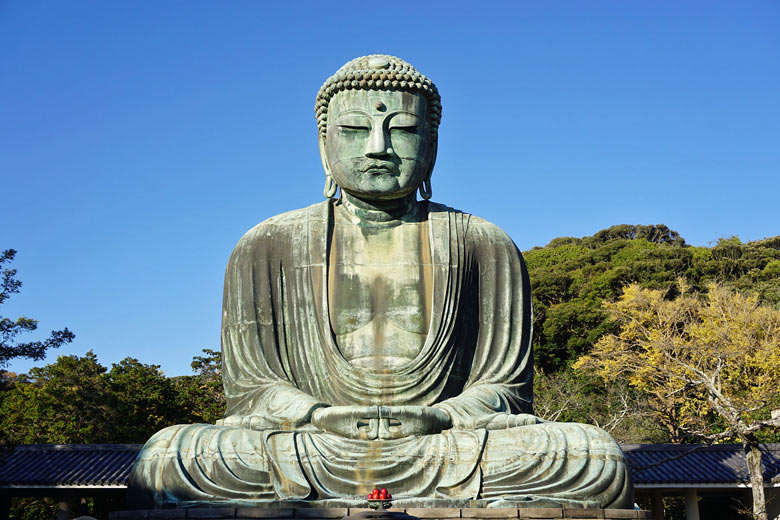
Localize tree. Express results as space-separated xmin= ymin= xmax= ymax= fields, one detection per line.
xmin=0 ymin=349 xmax=226 ymax=447
xmin=533 ymin=369 xmax=664 ymax=443
xmin=0 ymin=249 xmax=74 ymax=367
xmin=576 ymin=281 xmax=780 ymax=520
xmin=106 ymin=357 xmax=188 ymax=442
xmin=0 ymin=351 xmax=110 ymax=444
xmin=0 ymin=352 xmax=197 ymax=445
xmin=173 ymin=348 xmax=225 ymax=424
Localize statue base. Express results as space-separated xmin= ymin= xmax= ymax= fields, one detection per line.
xmin=109 ymin=506 xmax=652 ymax=520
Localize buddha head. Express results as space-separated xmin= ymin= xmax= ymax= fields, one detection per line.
xmin=315 ymin=55 xmax=441 ymax=201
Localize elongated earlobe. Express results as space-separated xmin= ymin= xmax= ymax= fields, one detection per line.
xmin=319 ymin=138 xmax=338 ymax=199
xmin=419 ymin=140 xmax=436 ymax=200
xmin=323 ymin=174 xmax=338 ymax=199
xmin=419 ymin=178 xmax=432 ymax=200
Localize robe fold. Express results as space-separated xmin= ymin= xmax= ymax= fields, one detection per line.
xmin=128 ymin=200 xmax=633 ymax=509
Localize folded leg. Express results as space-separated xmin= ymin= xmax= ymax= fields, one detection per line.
xmin=480 ymin=422 xmax=633 ymax=508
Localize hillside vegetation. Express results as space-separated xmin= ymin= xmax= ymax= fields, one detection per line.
xmin=525 ymin=225 xmax=780 ymax=372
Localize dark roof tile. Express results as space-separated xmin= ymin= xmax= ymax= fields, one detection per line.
xmin=622 ymin=443 xmax=780 ymax=485
xmin=0 ymin=444 xmax=142 ymax=487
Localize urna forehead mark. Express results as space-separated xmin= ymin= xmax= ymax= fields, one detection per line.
xmin=328 ymin=90 xmax=427 ymax=120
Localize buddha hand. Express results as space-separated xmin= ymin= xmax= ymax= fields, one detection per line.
xmin=311 ymin=405 xmax=452 ymax=440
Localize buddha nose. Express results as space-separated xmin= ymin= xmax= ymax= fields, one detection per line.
xmin=365 ymin=125 xmax=390 ymax=158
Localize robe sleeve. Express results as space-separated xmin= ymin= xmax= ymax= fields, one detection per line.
xmin=433 ymin=218 xmax=535 ymax=428
xmin=220 ymin=217 xmax=328 ymax=427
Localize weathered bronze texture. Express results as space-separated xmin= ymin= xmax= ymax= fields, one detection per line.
xmin=128 ymin=55 xmax=634 ymax=510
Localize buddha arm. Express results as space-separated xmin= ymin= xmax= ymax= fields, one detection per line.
xmin=219 ymin=380 xmax=328 ymax=429
xmin=220 ymin=221 xmax=329 ymax=428
xmin=433 ymin=216 xmax=536 ymax=429
xmin=433 ymin=384 xmax=534 ymax=429
xmin=221 ymin=315 xmax=330 ymax=427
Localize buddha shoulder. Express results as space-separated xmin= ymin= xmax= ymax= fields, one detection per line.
xmin=468 ymin=214 xmax=518 ymax=247
xmin=229 ymin=202 xmax=329 ymax=255
xmin=429 ymin=202 xmax=520 ymax=254
xmin=224 ymin=202 xmax=330 ymax=270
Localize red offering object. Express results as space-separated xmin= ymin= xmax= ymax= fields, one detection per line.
xmin=367 ymin=486 xmax=393 ymax=503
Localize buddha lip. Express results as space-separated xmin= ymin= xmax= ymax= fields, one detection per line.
xmin=361 ymin=163 xmax=397 ymax=174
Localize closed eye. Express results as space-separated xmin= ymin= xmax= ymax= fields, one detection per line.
xmin=389 ymin=126 xmax=418 ymax=133
xmin=339 ymin=125 xmax=370 ymax=131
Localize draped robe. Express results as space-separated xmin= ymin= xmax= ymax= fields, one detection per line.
xmin=128 ymin=200 xmax=633 ymax=509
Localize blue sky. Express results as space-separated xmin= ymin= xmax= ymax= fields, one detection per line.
xmin=2 ymin=1 xmax=778 ymax=376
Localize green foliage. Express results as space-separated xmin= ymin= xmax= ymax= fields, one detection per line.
xmin=9 ymin=497 xmax=56 ymax=520
xmin=172 ymin=348 xmax=225 ymax=424
xmin=525 ymin=225 xmax=780 ymax=372
xmin=0 ymin=249 xmax=74 ymax=367
xmin=0 ymin=351 xmax=109 ymax=444
xmin=582 ymin=224 xmax=687 ymax=247
xmin=8 ymin=495 xmax=110 ymax=520
xmin=0 ymin=348 xmax=224 ymax=446
xmin=107 ymin=357 xmax=189 ymax=442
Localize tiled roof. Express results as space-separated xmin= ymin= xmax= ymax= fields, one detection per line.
xmin=0 ymin=444 xmax=142 ymax=488
xmin=622 ymin=443 xmax=780 ymax=485
xmin=1 ymin=443 xmax=780 ymax=489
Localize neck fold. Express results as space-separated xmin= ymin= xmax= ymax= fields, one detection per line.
xmin=339 ymin=192 xmax=419 ymax=225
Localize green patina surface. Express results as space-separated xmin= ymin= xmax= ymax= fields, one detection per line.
xmin=128 ymin=55 xmax=634 ymax=510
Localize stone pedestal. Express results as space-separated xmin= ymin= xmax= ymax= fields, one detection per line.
xmin=109 ymin=507 xmax=653 ymax=520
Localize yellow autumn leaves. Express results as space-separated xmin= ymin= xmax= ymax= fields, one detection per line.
xmin=576 ymin=280 xmax=780 ymax=442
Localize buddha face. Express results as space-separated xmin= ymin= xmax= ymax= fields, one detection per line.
xmin=322 ymin=89 xmax=436 ymax=201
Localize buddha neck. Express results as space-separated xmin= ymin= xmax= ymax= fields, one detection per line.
xmin=338 ymin=192 xmax=420 ymax=226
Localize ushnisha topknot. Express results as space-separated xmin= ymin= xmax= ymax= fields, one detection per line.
xmin=315 ymin=54 xmax=442 ymax=138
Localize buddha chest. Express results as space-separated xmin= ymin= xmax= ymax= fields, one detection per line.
xmin=328 ymin=209 xmax=432 ymax=370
